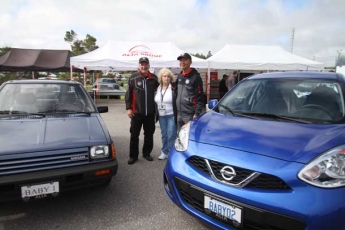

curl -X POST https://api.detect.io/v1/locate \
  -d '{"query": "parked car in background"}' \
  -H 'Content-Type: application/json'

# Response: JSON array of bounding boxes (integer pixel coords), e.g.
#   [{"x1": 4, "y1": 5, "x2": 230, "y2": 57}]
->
[
  {"x1": 164, "y1": 72, "x2": 345, "y2": 230},
  {"x1": 0, "y1": 80, "x2": 118, "y2": 202},
  {"x1": 93, "y1": 78, "x2": 120, "y2": 90}
]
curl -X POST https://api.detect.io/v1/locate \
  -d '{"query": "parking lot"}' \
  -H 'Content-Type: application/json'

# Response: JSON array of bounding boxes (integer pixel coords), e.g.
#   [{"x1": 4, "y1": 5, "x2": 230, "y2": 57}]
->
[{"x1": 0, "y1": 99, "x2": 210, "y2": 230}]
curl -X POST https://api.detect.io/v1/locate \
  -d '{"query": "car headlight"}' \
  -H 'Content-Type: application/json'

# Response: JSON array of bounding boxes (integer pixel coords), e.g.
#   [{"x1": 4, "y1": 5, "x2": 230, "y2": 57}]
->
[
  {"x1": 175, "y1": 122, "x2": 190, "y2": 152},
  {"x1": 298, "y1": 145, "x2": 345, "y2": 188},
  {"x1": 90, "y1": 145, "x2": 109, "y2": 159}
]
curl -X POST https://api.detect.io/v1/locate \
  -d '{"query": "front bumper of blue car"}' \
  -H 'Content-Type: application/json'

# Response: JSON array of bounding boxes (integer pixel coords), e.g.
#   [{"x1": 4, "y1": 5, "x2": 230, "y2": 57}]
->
[{"x1": 164, "y1": 141, "x2": 345, "y2": 230}]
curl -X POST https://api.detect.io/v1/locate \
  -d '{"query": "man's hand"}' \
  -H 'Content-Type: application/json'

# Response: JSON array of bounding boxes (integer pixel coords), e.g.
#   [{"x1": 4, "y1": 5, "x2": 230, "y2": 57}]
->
[{"x1": 127, "y1": 109, "x2": 133, "y2": 118}]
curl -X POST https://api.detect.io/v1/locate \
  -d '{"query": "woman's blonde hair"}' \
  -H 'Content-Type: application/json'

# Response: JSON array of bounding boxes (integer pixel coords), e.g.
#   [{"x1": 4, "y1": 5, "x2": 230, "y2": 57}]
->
[{"x1": 157, "y1": 68, "x2": 175, "y2": 85}]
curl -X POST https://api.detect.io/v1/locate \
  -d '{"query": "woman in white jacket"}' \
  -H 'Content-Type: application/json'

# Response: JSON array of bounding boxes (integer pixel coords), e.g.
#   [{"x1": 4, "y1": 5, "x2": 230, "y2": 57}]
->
[{"x1": 154, "y1": 68, "x2": 177, "y2": 160}]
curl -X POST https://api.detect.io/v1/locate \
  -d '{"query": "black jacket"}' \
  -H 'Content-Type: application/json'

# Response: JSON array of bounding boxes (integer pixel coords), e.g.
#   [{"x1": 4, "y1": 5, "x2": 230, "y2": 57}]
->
[
  {"x1": 176, "y1": 68, "x2": 204, "y2": 116},
  {"x1": 125, "y1": 71, "x2": 159, "y2": 116},
  {"x1": 219, "y1": 78, "x2": 228, "y2": 94}
]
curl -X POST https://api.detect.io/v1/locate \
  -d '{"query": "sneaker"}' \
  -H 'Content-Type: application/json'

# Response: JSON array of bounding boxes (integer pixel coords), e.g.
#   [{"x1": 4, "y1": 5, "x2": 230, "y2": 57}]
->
[
  {"x1": 158, "y1": 152, "x2": 168, "y2": 160},
  {"x1": 143, "y1": 155, "x2": 153, "y2": 161},
  {"x1": 128, "y1": 158, "x2": 137, "y2": 165}
]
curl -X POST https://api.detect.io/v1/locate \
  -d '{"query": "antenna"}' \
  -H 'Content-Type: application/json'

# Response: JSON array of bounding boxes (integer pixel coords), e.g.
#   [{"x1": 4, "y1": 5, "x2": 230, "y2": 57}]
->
[{"x1": 290, "y1": 28, "x2": 295, "y2": 53}]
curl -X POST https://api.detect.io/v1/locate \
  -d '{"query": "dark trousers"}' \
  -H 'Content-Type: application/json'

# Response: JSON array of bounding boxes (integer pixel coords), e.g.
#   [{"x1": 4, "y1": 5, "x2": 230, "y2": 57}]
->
[{"x1": 129, "y1": 114, "x2": 155, "y2": 159}]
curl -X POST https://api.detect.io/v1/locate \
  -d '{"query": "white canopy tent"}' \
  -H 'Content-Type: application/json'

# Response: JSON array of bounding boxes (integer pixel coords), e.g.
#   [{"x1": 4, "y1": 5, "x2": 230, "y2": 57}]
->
[
  {"x1": 70, "y1": 40, "x2": 208, "y2": 71},
  {"x1": 207, "y1": 44, "x2": 324, "y2": 71},
  {"x1": 204, "y1": 44, "x2": 324, "y2": 101}
]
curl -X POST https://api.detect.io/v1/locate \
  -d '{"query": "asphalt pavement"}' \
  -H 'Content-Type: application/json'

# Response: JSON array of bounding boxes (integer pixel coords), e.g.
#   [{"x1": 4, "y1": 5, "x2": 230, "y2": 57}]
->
[{"x1": 0, "y1": 99, "x2": 211, "y2": 230}]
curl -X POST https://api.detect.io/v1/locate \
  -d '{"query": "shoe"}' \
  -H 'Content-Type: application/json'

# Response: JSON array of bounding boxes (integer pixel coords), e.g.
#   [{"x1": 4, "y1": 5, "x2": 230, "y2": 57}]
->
[
  {"x1": 158, "y1": 152, "x2": 168, "y2": 160},
  {"x1": 143, "y1": 155, "x2": 153, "y2": 161},
  {"x1": 128, "y1": 158, "x2": 137, "y2": 165}
]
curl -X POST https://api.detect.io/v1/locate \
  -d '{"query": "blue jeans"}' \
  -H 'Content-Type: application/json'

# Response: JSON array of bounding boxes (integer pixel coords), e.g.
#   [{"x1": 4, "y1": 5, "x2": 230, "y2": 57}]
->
[{"x1": 158, "y1": 114, "x2": 177, "y2": 155}]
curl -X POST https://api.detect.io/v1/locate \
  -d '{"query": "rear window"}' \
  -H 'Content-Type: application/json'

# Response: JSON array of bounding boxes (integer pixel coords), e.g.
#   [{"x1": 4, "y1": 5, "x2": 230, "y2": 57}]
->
[{"x1": 98, "y1": 79, "x2": 117, "y2": 84}]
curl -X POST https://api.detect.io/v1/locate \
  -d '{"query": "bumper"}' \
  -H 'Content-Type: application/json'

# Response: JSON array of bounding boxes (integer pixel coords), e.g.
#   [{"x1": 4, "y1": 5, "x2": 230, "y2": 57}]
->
[
  {"x1": 0, "y1": 159, "x2": 118, "y2": 202},
  {"x1": 164, "y1": 141, "x2": 345, "y2": 230}
]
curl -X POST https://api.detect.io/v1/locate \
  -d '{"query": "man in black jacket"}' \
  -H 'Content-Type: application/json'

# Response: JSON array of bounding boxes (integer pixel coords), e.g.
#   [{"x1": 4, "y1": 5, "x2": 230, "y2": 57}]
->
[
  {"x1": 125, "y1": 57, "x2": 159, "y2": 165},
  {"x1": 219, "y1": 74, "x2": 228, "y2": 99},
  {"x1": 175, "y1": 53, "x2": 205, "y2": 131}
]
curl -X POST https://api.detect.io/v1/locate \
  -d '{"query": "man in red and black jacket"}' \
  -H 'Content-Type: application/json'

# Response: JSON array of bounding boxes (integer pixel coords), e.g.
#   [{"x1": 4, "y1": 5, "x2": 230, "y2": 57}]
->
[
  {"x1": 175, "y1": 53, "x2": 205, "y2": 131},
  {"x1": 125, "y1": 57, "x2": 159, "y2": 165}
]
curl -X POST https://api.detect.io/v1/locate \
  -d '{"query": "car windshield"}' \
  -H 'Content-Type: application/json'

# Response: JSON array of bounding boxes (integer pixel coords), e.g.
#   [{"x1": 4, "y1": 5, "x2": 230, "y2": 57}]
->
[
  {"x1": 0, "y1": 83, "x2": 97, "y2": 114},
  {"x1": 217, "y1": 78, "x2": 345, "y2": 123},
  {"x1": 99, "y1": 79, "x2": 117, "y2": 83}
]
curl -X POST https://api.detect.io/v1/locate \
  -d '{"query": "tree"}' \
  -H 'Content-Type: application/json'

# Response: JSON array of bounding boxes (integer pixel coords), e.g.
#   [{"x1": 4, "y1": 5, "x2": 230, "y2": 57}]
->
[
  {"x1": 206, "y1": 51, "x2": 212, "y2": 58},
  {"x1": 0, "y1": 47, "x2": 11, "y2": 56},
  {"x1": 191, "y1": 53, "x2": 207, "y2": 59},
  {"x1": 190, "y1": 52, "x2": 212, "y2": 59},
  {"x1": 64, "y1": 30, "x2": 99, "y2": 55}
]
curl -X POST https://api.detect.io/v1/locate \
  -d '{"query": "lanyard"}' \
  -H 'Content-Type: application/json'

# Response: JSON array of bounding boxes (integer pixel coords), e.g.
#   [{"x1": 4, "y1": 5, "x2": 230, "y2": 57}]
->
[{"x1": 160, "y1": 85, "x2": 168, "y2": 103}]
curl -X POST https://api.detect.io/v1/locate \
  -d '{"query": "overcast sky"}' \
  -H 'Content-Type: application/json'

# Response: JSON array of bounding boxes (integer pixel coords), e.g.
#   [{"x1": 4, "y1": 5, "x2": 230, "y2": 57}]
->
[{"x1": 1, "y1": 0, "x2": 344, "y2": 66}]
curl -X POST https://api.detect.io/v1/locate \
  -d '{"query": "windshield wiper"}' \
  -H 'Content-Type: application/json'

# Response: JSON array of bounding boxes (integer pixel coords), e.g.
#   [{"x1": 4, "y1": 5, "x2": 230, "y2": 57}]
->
[
  {"x1": 237, "y1": 112, "x2": 311, "y2": 124},
  {"x1": 0, "y1": 110, "x2": 45, "y2": 117},
  {"x1": 26, "y1": 113, "x2": 46, "y2": 117},
  {"x1": 218, "y1": 105, "x2": 235, "y2": 116},
  {"x1": 55, "y1": 110, "x2": 91, "y2": 115},
  {"x1": 0, "y1": 110, "x2": 11, "y2": 114}
]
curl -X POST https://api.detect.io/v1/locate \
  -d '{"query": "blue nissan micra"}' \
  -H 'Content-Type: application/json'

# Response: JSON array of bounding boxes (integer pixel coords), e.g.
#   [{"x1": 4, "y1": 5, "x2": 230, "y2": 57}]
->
[{"x1": 164, "y1": 72, "x2": 345, "y2": 230}]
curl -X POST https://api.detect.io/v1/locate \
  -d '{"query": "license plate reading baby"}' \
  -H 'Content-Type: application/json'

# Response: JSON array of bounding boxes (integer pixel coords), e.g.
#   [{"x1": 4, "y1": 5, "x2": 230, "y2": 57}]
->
[
  {"x1": 204, "y1": 195, "x2": 242, "y2": 224},
  {"x1": 21, "y1": 182, "x2": 59, "y2": 198}
]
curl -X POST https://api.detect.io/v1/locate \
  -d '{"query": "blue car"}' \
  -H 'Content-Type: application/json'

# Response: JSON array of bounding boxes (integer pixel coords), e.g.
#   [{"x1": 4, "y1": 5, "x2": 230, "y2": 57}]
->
[
  {"x1": 0, "y1": 80, "x2": 118, "y2": 202},
  {"x1": 164, "y1": 72, "x2": 345, "y2": 230}
]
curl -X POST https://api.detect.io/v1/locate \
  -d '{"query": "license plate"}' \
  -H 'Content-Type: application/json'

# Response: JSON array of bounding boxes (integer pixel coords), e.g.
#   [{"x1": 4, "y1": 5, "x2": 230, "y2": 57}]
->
[
  {"x1": 204, "y1": 195, "x2": 242, "y2": 224},
  {"x1": 21, "y1": 182, "x2": 59, "y2": 198}
]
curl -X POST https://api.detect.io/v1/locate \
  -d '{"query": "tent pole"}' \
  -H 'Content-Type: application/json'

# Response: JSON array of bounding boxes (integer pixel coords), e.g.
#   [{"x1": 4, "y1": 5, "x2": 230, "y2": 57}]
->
[
  {"x1": 207, "y1": 61, "x2": 211, "y2": 103},
  {"x1": 92, "y1": 72, "x2": 98, "y2": 103},
  {"x1": 70, "y1": 65, "x2": 73, "y2": 80},
  {"x1": 83, "y1": 67, "x2": 87, "y2": 88}
]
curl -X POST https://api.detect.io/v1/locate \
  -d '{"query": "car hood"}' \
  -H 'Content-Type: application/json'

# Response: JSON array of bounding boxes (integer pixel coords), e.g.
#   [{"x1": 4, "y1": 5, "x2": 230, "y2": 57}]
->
[
  {"x1": 189, "y1": 111, "x2": 345, "y2": 164},
  {"x1": 0, "y1": 115, "x2": 109, "y2": 154}
]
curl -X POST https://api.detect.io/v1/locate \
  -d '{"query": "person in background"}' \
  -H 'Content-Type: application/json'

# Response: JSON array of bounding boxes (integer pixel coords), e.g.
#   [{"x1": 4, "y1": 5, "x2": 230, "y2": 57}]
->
[
  {"x1": 175, "y1": 53, "x2": 205, "y2": 131},
  {"x1": 154, "y1": 68, "x2": 177, "y2": 160},
  {"x1": 125, "y1": 57, "x2": 159, "y2": 165},
  {"x1": 226, "y1": 70, "x2": 238, "y2": 91},
  {"x1": 219, "y1": 74, "x2": 228, "y2": 98}
]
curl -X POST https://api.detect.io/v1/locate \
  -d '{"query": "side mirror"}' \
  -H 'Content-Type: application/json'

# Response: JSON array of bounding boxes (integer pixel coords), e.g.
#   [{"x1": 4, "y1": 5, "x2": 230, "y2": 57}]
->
[
  {"x1": 208, "y1": 99, "x2": 218, "y2": 110},
  {"x1": 97, "y1": 106, "x2": 108, "y2": 113}
]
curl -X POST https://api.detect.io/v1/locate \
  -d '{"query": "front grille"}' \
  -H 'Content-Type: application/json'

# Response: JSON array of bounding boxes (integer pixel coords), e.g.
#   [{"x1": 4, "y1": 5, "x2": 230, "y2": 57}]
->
[
  {"x1": 188, "y1": 156, "x2": 209, "y2": 174},
  {"x1": 188, "y1": 156, "x2": 291, "y2": 190},
  {"x1": 174, "y1": 177, "x2": 306, "y2": 230},
  {"x1": 209, "y1": 160, "x2": 254, "y2": 184},
  {"x1": 0, "y1": 147, "x2": 89, "y2": 176}
]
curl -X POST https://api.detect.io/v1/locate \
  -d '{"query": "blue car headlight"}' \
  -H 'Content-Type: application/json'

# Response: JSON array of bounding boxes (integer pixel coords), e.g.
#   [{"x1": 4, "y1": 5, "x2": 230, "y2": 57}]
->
[
  {"x1": 90, "y1": 145, "x2": 110, "y2": 159},
  {"x1": 298, "y1": 145, "x2": 345, "y2": 188},
  {"x1": 175, "y1": 122, "x2": 190, "y2": 152}
]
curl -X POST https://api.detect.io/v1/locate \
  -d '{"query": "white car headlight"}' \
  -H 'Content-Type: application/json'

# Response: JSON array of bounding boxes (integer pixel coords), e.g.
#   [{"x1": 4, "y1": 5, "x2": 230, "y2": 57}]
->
[
  {"x1": 298, "y1": 145, "x2": 345, "y2": 188},
  {"x1": 90, "y1": 145, "x2": 109, "y2": 159},
  {"x1": 175, "y1": 122, "x2": 191, "y2": 152}
]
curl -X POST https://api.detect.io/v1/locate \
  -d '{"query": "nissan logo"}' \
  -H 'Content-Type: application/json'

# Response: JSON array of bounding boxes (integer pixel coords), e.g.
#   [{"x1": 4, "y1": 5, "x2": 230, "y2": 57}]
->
[{"x1": 220, "y1": 166, "x2": 236, "y2": 181}]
